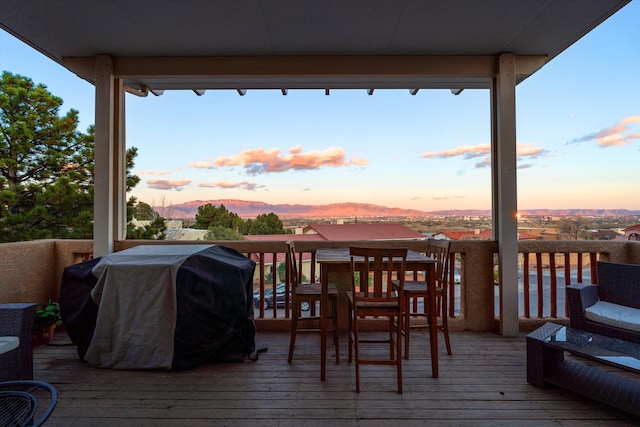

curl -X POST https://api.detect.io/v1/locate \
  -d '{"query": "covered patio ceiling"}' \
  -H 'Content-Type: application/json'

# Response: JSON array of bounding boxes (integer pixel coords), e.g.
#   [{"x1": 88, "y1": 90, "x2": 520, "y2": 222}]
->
[
  {"x1": 0, "y1": 0, "x2": 631, "y2": 92},
  {"x1": 0, "y1": 0, "x2": 632, "y2": 336}
]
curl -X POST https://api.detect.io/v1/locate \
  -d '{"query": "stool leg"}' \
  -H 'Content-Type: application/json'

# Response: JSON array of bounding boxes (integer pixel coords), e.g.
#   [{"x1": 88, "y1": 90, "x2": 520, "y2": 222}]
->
[
  {"x1": 441, "y1": 297, "x2": 452, "y2": 355},
  {"x1": 404, "y1": 296, "x2": 411, "y2": 359},
  {"x1": 331, "y1": 296, "x2": 340, "y2": 364},
  {"x1": 287, "y1": 302, "x2": 298, "y2": 364}
]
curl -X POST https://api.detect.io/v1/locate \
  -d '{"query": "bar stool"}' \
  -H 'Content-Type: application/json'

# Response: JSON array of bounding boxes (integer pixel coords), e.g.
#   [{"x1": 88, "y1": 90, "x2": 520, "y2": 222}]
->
[{"x1": 286, "y1": 241, "x2": 340, "y2": 366}]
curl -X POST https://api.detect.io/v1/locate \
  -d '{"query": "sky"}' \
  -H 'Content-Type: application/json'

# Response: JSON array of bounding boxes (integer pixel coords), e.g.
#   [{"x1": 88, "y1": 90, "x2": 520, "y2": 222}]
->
[{"x1": 1, "y1": 2, "x2": 639, "y2": 213}]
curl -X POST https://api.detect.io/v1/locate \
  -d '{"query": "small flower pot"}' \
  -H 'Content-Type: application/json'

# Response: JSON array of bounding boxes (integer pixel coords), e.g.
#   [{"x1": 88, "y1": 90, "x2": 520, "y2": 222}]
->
[{"x1": 33, "y1": 325, "x2": 56, "y2": 346}]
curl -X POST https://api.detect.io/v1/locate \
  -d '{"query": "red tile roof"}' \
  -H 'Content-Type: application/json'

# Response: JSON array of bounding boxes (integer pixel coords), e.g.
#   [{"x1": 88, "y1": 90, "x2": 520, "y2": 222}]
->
[
  {"x1": 244, "y1": 234, "x2": 324, "y2": 241},
  {"x1": 244, "y1": 234, "x2": 318, "y2": 263},
  {"x1": 303, "y1": 223, "x2": 424, "y2": 241}
]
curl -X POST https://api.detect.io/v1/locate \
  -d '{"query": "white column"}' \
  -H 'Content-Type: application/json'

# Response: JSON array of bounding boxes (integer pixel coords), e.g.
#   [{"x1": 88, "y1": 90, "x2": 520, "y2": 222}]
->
[
  {"x1": 114, "y1": 79, "x2": 127, "y2": 241},
  {"x1": 93, "y1": 55, "x2": 115, "y2": 256},
  {"x1": 492, "y1": 54, "x2": 519, "y2": 336}
]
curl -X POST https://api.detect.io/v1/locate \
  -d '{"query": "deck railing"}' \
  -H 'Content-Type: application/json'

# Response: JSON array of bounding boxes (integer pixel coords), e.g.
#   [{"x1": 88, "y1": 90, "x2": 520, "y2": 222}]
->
[
  {"x1": 513, "y1": 240, "x2": 632, "y2": 320},
  {"x1": 1, "y1": 238, "x2": 638, "y2": 333}
]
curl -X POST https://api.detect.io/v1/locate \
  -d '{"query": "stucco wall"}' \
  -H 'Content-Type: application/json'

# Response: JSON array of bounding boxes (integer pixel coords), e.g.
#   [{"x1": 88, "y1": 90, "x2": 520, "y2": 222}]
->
[
  {"x1": 0, "y1": 240, "x2": 56, "y2": 304},
  {"x1": 0, "y1": 239, "x2": 92, "y2": 305}
]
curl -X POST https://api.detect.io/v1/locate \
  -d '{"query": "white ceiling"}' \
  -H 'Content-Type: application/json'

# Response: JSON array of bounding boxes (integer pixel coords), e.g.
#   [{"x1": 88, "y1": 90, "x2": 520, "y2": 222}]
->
[{"x1": 0, "y1": 0, "x2": 631, "y2": 91}]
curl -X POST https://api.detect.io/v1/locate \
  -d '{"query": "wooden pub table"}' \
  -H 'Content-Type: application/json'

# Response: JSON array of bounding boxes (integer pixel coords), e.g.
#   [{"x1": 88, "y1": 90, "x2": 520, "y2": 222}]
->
[{"x1": 316, "y1": 248, "x2": 438, "y2": 381}]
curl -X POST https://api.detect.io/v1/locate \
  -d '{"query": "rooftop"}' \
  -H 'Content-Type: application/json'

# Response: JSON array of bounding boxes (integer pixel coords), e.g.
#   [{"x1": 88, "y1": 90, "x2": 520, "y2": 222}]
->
[{"x1": 304, "y1": 223, "x2": 425, "y2": 241}]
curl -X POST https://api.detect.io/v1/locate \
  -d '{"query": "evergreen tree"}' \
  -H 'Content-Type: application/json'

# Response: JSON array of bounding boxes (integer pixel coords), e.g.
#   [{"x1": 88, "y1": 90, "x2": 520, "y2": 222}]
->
[
  {"x1": 247, "y1": 212, "x2": 285, "y2": 235},
  {"x1": 0, "y1": 71, "x2": 94, "y2": 242},
  {"x1": 203, "y1": 225, "x2": 245, "y2": 240},
  {"x1": 194, "y1": 203, "x2": 243, "y2": 231},
  {"x1": 125, "y1": 148, "x2": 166, "y2": 239},
  {"x1": 134, "y1": 200, "x2": 155, "y2": 220},
  {"x1": 0, "y1": 71, "x2": 164, "y2": 242}
]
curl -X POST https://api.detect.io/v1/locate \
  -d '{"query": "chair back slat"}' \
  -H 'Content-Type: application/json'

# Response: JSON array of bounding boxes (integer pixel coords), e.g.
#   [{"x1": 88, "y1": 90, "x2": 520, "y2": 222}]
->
[
  {"x1": 350, "y1": 247, "x2": 407, "y2": 300},
  {"x1": 286, "y1": 241, "x2": 300, "y2": 288},
  {"x1": 426, "y1": 239, "x2": 451, "y2": 287}
]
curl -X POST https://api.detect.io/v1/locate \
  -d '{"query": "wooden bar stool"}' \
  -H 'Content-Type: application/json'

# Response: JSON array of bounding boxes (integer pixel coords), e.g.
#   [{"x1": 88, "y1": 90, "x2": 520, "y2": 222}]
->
[
  {"x1": 397, "y1": 239, "x2": 452, "y2": 359},
  {"x1": 347, "y1": 247, "x2": 407, "y2": 393},
  {"x1": 286, "y1": 241, "x2": 339, "y2": 368}
]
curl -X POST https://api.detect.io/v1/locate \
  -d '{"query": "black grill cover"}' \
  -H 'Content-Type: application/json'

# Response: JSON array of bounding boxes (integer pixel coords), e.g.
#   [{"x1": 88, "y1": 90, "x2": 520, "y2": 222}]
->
[{"x1": 60, "y1": 245, "x2": 256, "y2": 370}]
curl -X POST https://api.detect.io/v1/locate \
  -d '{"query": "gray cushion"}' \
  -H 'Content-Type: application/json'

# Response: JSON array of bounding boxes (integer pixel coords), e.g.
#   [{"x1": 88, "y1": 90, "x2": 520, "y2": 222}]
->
[{"x1": 585, "y1": 301, "x2": 640, "y2": 333}]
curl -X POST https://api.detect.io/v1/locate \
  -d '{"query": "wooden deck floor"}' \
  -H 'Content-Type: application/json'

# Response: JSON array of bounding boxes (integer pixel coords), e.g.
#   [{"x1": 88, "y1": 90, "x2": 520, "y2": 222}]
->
[{"x1": 33, "y1": 329, "x2": 639, "y2": 426}]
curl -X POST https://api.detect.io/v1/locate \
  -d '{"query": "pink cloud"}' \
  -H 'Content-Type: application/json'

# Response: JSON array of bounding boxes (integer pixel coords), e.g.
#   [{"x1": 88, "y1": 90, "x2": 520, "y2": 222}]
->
[
  {"x1": 194, "y1": 146, "x2": 368, "y2": 175},
  {"x1": 199, "y1": 181, "x2": 266, "y2": 191},
  {"x1": 137, "y1": 170, "x2": 172, "y2": 175},
  {"x1": 596, "y1": 131, "x2": 640, "y2": 148},
  {"x1": 188, "y1": 161, "x2": 213, "y2": 169},
  {"x1": 421, "y1": 144, "x2": 491, "y2": 159},
  {"x1": 568, "y1": 115, "x2": 640, "y2": 147},
  {"x1": 422, "y1": 142, "x2": 547, "y2": 168},
  {"x1": 516, "y1": 143, "x2": 546, "y2": 157},
  {"x1": 474, "y1": 156, "x2": 491, "y2": 169},
  {"x1": 432, "y1": 195, "x2": 467, "y2": 200},
  {"x1": 147, "y1": 179, "x2": 191, "y2": 190}
]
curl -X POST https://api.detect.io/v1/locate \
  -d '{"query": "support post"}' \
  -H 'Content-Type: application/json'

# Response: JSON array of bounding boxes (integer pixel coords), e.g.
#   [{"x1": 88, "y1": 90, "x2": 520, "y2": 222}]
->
[
  {"x1": 113, "y1": 79, "x2": 127, "y2": 241},
  {"x1": 492, "y1": 53, "x2": 519, "y2": 336},
  {"x1": 94, "y1": 55, "x2": 116, "y2": 256}
]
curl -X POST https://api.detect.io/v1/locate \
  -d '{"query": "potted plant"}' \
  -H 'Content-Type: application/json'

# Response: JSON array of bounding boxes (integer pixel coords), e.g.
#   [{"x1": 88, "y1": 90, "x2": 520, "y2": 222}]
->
[{"x1": 33, "y1": 300, "x2": 62, "y2": 346}]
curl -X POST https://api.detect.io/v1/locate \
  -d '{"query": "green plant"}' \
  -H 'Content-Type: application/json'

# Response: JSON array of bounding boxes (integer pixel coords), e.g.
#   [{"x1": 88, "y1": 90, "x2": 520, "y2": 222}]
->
[{"x1": 34, "y1": 300, "x2": 62, "y2": 330}]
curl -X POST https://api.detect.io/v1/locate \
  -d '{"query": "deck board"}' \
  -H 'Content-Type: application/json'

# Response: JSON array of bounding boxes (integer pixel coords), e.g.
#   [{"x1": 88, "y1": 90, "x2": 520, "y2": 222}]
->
[{"x1": 33, "y1": 329, "x2": 640, "y2": 426}]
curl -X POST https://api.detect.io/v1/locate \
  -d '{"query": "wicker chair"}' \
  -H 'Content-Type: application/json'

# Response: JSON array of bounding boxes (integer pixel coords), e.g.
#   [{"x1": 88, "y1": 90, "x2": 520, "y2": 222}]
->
[
  {"x1": 0, "y1": 304, "x2": 35, "y2": 382},
  {"x1": 567, "y1": 261, "x2": 640, "y2": 344}
]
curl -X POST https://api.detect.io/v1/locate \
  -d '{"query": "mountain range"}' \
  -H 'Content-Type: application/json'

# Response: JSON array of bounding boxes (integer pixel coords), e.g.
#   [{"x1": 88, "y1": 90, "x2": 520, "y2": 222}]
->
[{"x1": 154, "y1": 199, "x2": 640, "y2": 220}]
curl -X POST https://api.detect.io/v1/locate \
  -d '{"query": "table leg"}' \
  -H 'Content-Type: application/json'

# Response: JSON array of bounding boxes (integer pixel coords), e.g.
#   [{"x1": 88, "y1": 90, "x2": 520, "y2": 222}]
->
[
  {"x1": 427, "y1": 264, "x2": 438, "y2": 378},
  {"x1": 526, "y1": 325, "x2": 565, "y2": 387}
]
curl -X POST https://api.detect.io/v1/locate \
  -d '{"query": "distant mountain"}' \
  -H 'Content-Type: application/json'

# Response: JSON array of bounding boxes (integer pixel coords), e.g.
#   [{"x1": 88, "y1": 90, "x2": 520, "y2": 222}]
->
[
  {"x1": 154, "y1": 199, "x2": 640, "y2": 220},
  {"x1": 155, "y1": 199, "x2": 434, "y2": 219},
  {"x1": 517, "y1": 208, "x2": 640, "y2": 217}
]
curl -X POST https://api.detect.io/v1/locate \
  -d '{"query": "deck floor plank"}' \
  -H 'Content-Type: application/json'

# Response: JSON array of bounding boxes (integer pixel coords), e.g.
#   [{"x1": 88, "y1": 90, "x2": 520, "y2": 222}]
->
[{"x1": 32, "y1": 329, "x2": 639, "y2": 426}]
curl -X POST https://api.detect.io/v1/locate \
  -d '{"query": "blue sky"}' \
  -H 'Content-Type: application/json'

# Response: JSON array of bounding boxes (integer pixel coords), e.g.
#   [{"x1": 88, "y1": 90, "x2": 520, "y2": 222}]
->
[{"x1": 1, "y1": 2, "x2": 639, "y2": 213}]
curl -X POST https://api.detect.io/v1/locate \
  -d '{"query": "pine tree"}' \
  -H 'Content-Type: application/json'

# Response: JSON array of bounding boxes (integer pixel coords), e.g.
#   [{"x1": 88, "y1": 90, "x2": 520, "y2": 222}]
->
[{"x1": 0, "y1": 71, "x2": 165, "y2": 242}]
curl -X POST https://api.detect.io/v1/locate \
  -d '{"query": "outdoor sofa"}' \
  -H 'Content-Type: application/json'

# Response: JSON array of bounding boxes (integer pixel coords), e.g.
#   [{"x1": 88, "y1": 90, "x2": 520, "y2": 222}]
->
[
  {"x1": 0, "y1": 303, "x2": 35, "y2": 381},
  {"x1": 567, "y1": 261, "x2": 640, "y2": 344}
]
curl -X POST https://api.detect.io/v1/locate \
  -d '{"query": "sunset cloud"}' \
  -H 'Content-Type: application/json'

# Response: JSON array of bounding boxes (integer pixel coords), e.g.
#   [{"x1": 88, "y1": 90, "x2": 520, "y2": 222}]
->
[
  {"x1": 421, "y1": 142, "x2": 548, "y2": 168},
  {"x1": 420, "y1": 144, "x2": 491, "y2": 160},
  {"x1": 350, "y1": 156, "x2": 370, "y2": 166},
  {"x1": 199, "y1": 181, "x2": 266, "y2": 191},
  {"x1": 432, "y1": 195, "x2": 467, "y2": 200},
  {"x1": 147, "y1": 179, "x2": 191, "y2": 191},
  {"x1": 188, "y1": 161, "x2": 213, "y2": 169},
  {"x1": 137, "y1": 170, "x2": 172, "y2": 175},
  {"x1": 568, "y1": 115, "x2": 640, "y2": 147},
  {"x1": 190, "y1": 146, "x2": 368, "y2": 175}
]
